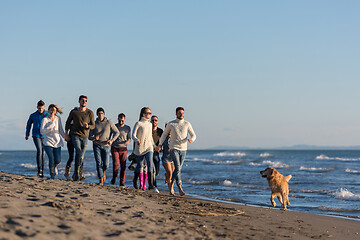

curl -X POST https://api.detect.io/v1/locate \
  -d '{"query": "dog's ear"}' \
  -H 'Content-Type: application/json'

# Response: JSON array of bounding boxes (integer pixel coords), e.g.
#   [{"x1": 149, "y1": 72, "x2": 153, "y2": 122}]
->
[{"x1": 268, "y1": 168, "x2": 274, "y2": 175}]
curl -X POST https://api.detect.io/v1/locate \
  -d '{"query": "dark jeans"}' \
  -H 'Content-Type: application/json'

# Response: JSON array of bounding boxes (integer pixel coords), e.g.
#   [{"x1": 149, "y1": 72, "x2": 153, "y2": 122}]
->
[
  {"x1": 66, "y1": 139, "x2": 75, "y2": 167},
  {"x1": 32, "y1": 137, "x2": 45, "y2": 174},
  {"x1": 44, "y1": 146, "x2": 61, "y2": 179},
  {"x1": 71, "y1": 135, "x2": 88, "y2": 180},
  {"x1": 153, "y1": 152, "x2": 161, "y2": 187},
  {"x1": 93, "y1": 144, "x2": 110, "y2": 180},
  {"x1": 135, "y1": 152, "x2": 153, "y2": 174}
]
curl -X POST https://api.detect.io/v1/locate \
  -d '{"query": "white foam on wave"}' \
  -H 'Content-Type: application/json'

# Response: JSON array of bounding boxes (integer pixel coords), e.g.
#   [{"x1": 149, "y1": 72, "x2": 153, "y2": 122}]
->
[
  {"x1": 214, "y1": 152, "x2": 246, "y2": 157},
  {"x1": 260, "y1": 153, "x2": 273, "y2": 158},
  {"x1": 223, "y1": 180, "x2": 233, "y2": 186},
  {"x1": 333, "y1": 188, "x2": 360, "y2": 200},
  {"x1": 249, "y1": 162, "x2": 261, "y2": 166},
  {"x1": 191, "y1": 157, "x2": 214, "y2": 163},
  {"x1": 345, "y1": 168, "x2": 360, "y2": 174},
  {"x1": 83, "y1": 172, "x2": 97, "y2": 177},
  {"x1": 20, "y1": 163, "x2": 37, "y2": 169},
  {"x1": 299, "y1": 166, "x2": 334, "y2": 172},
  {"x1": 316, "y1": 154, "x2": 360, "y2": 161},
  {"x1": 262, "y1": 160, "x2": 291, "y2": 169}
]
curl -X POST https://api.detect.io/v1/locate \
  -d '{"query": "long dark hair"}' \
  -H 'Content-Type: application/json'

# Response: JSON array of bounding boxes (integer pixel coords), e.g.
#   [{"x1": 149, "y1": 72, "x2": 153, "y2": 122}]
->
[{"x1": 139, "y1": 107, "x2": 150, "y2": 120}]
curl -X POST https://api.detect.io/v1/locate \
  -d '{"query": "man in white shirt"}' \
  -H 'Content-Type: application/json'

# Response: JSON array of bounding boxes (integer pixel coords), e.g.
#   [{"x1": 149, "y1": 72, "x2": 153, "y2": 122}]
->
[{"x1": 156, "y1": 107, "x2": 196, "y2": 196}]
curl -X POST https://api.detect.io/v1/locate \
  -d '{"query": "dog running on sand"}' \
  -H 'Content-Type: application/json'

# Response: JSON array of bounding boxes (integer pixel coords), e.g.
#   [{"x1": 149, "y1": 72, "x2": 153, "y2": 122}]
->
[{"x1": 260, "y1": 167, "x2": 292, "y2": 210}]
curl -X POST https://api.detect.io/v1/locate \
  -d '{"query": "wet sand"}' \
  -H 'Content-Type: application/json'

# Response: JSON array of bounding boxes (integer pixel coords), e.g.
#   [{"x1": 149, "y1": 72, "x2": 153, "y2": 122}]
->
[{"x1": 0, "y1": 172, "x2": 358, "y2": 239}]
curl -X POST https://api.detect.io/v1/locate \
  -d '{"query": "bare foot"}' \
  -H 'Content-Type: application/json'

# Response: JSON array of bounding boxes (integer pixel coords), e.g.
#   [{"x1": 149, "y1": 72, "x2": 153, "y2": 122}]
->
[
  {"x1": 103, "y1": 171, "x2": 106, "y2": 182},
  {"x1": 178, "y1": 185, "x2": 186, "y2": 196},
  {"x1": 168, "y1": 181, "x2": 175, "y2": 196}
]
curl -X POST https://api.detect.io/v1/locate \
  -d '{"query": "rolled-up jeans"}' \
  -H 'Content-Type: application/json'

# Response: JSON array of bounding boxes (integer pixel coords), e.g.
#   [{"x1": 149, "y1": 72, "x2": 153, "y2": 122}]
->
[
  {"x1": 71, "y1": 135, "x2": 88, "y2": 180},
  {"x1": 33, "y1": 137, "x2": 45, "y2": 174},
  {"x1": 170, "y1": 149, "x2": 187, "y2": 186},
  {"x1": 44, "y1": 146, "x2": 61, "y2": 179},
  {"x1": 135, "y1": 151, "x2": 154, "y2": 174},
  {"x1": 93, "y1": 144, "x2": 110, "y2": 179}
]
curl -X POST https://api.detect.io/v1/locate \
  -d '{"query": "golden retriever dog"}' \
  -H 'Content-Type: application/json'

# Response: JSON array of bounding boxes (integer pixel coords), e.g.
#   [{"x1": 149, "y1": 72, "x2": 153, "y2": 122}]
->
[{"x1": 260, "y1": 167, "x2": 292, "y2": 210}]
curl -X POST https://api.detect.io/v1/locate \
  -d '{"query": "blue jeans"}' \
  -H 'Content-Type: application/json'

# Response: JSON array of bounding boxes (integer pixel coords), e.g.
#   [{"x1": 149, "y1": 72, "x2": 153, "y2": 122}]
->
[
  {"x1": 93, "y1": 144, "x2": 110, "y2": 179},
  {"x1": 71, "y1": 135, "x2": 88, "y2": 180},
  {"x1": 153, "y1": 152, "x2": 161, "y2": 187},
  {"x1": 135, "y1": 151, "x2": 154, "y2": 174},
  {"x1": 33, "y1": 137, "x2": 45, "y2": 174},
  {"x1": 44, "y1": 146, "x2": 61, "y2": 179},
  {"x1": 170, "y1": 149, "x2": 187, "y2": 185}
]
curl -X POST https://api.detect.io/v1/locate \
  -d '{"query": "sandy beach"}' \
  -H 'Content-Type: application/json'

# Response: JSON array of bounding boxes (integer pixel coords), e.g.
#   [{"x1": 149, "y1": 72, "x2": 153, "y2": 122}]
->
[{"x1": 0, "y1": 172, "x2": 358, "y2": 240}]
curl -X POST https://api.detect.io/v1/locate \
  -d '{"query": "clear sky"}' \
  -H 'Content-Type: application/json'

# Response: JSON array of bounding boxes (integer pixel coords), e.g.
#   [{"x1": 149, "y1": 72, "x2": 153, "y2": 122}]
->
[{"x1": 1, "y1": 1, "x2": 360, "y2": 150}]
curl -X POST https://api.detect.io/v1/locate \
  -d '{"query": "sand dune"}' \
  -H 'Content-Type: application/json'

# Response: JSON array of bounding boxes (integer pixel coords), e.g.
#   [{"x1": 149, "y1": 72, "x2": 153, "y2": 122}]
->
[{"x1": 0, "y1": 172, "x2": 358, "y2": 239}]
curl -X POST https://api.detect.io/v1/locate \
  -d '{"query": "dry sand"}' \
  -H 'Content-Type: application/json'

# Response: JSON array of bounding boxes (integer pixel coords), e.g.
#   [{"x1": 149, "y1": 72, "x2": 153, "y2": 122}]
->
[{"x1": 0, "y1": 172, "x2": 358, "y2": 240}]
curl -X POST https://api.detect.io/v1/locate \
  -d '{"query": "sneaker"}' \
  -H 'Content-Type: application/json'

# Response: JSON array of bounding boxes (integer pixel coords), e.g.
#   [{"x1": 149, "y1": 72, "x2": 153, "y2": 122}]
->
[
  {"x1": 119, "y1": 183, "x2": 125, "y2": 187},
  {"x1": 153, "y1": 188, "x2": 160, "y2": 193},
  {"x1": 37, "y1": 172, "x2": 43, "y2": 178}
]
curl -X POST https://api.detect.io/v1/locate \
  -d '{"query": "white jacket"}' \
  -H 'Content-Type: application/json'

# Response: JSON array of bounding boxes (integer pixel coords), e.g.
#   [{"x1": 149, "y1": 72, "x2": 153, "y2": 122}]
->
[{"x1": 40, "y1": 116, "x2": 65, "y2": 148}]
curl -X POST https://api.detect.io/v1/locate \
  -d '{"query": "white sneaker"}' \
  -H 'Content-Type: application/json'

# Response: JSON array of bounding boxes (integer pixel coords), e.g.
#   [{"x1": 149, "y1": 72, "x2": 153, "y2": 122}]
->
[{"x1": 153, "y1": 188, "x2": 159, "y2": 193}]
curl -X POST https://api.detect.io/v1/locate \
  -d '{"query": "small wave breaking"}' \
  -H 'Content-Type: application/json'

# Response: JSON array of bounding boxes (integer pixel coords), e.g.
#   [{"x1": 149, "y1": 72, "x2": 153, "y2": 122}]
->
[
  {"x1": 345, "y1": 169, "x2": 360, "y2": 174},
  {"x1": 316, "y1": 154, "x2": 360, "y2": 161},
  {"x1": 20, "y1": 163, "x2": 37, "y2": 169},
  {"x1": 299, "y1": 166, "x2": 334, "y2": 172},
  {"x1": 333, "y1": 188, "x2": 360, "y2": 200},
  {"x1": 214, "y1": 152, "x2": 246, "y2": 157},
  {"x1": 260, "y1": 153, "x2": 273, "y2": 158}
]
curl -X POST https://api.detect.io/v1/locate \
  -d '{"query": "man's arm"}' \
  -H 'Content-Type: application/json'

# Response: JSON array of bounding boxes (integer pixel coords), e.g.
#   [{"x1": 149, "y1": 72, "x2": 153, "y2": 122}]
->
[
  {"x1": 25, "y1": 114, "x2": 33, "y2": 140},
  {"x1": 187, "y1": 122, "x2": 196, "y2": 143}
]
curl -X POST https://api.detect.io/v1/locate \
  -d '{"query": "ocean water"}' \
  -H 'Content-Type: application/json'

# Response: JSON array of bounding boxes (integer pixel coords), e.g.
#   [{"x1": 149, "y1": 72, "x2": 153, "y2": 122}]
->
[{"x1": 0, "y1": 150, "x2": 359, "y2": 220}]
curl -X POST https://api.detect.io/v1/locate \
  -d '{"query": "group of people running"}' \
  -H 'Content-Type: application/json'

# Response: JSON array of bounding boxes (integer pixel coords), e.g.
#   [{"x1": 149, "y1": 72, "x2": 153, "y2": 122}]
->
[{"x1": 25, "y1": 95, "x2": 196, "y2": 196}]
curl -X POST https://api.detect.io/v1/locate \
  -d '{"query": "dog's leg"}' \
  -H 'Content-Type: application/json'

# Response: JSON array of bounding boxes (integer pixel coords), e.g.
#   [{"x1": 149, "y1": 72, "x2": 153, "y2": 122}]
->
[
  {"x1": 277, "y1": 194, "x2": 283, "y2": 205},
  {"x1": 281, "y1": 192, "x2": 287, "y2": 210},
  {"x1": 270, "y1": 193, "x2": 276, "y2": 207}
]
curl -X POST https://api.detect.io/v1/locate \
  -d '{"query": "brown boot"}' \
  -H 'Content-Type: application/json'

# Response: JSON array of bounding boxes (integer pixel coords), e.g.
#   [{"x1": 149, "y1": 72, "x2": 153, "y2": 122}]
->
[{"x1": 64, "y1": 166, "x2": 72, "y2": 181}]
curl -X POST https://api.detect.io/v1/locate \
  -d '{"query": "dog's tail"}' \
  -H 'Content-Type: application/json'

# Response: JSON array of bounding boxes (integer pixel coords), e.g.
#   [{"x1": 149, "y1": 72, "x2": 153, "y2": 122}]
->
[{"x1": 285, "y1": 175, "x2": 292, "y2": 182}]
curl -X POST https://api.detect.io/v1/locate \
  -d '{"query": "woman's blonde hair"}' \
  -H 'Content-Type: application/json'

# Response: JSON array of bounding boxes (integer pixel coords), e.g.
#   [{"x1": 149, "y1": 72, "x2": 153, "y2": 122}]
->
[{"x1": 48, "y1": 104, "x2": 63, "y2": 114}]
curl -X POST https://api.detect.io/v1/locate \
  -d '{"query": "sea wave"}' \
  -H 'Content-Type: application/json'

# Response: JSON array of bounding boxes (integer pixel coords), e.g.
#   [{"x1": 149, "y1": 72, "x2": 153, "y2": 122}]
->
[
  {"x1": 315, "y1": 154, "x2": 360, "y2": 161},
  {"x1": 261, "y1": 160, "x2": 291, "y2": 169},
  {"x1": 318, "y1": 206, "x2": 360, "y2": 213},
  {"x1": 248, "y1": 160, "x2": 291, "y2": 168},
  {"x1": 214, "y1": 152, "x2": 246, "y2": 157},
  {"x1": 299, "y1": 166, "x2": 334, "y2": 172},
  {"x1": 333, "y1": 188, "x2": 360, "y2": 200},
  {"x1": 20, "y1": 163, "x2": 37, "y2": 169},
  {"x1": 260, "y1": 153, "x2": 274, "y2": 158},
  {"x1": 345, "y1": 168, "x2": 360, "y2": 174}
]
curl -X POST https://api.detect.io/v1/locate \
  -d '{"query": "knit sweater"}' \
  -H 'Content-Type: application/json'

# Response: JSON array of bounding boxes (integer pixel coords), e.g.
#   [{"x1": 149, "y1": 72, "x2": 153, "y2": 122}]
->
[
  {"x1": 159, "y1": 118, "x2": 196, "y2": 151},
  {"x1": 132, "y1": 117, "x2": 154, "y2": 156},
  {"x1": 40, "y1": 115, "x2": 65, "y2": 148},
  {"x1": 88, "y1": 117, "x2": 120, "y2": 146}
]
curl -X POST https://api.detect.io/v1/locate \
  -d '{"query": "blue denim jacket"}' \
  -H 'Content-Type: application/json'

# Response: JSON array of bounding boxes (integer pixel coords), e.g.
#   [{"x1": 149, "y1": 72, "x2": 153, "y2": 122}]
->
[{"x1": 26, "y1": 111, "x2": 49, "y2": 138}]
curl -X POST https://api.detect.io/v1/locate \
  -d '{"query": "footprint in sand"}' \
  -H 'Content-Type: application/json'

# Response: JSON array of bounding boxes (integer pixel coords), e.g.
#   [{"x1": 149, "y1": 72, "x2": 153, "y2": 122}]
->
[
  {"x1": 105, "y1": 231, "x2": 122, "y2": 237},
  {"x1": 58, "y1": 223, "x2": 71, "y2": 229}
]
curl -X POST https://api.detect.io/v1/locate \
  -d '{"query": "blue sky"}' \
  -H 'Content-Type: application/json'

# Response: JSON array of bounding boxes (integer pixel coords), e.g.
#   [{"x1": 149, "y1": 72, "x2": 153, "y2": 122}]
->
[{"x1": 1, "y1": 1, "x2": 360, "y2": 150}]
